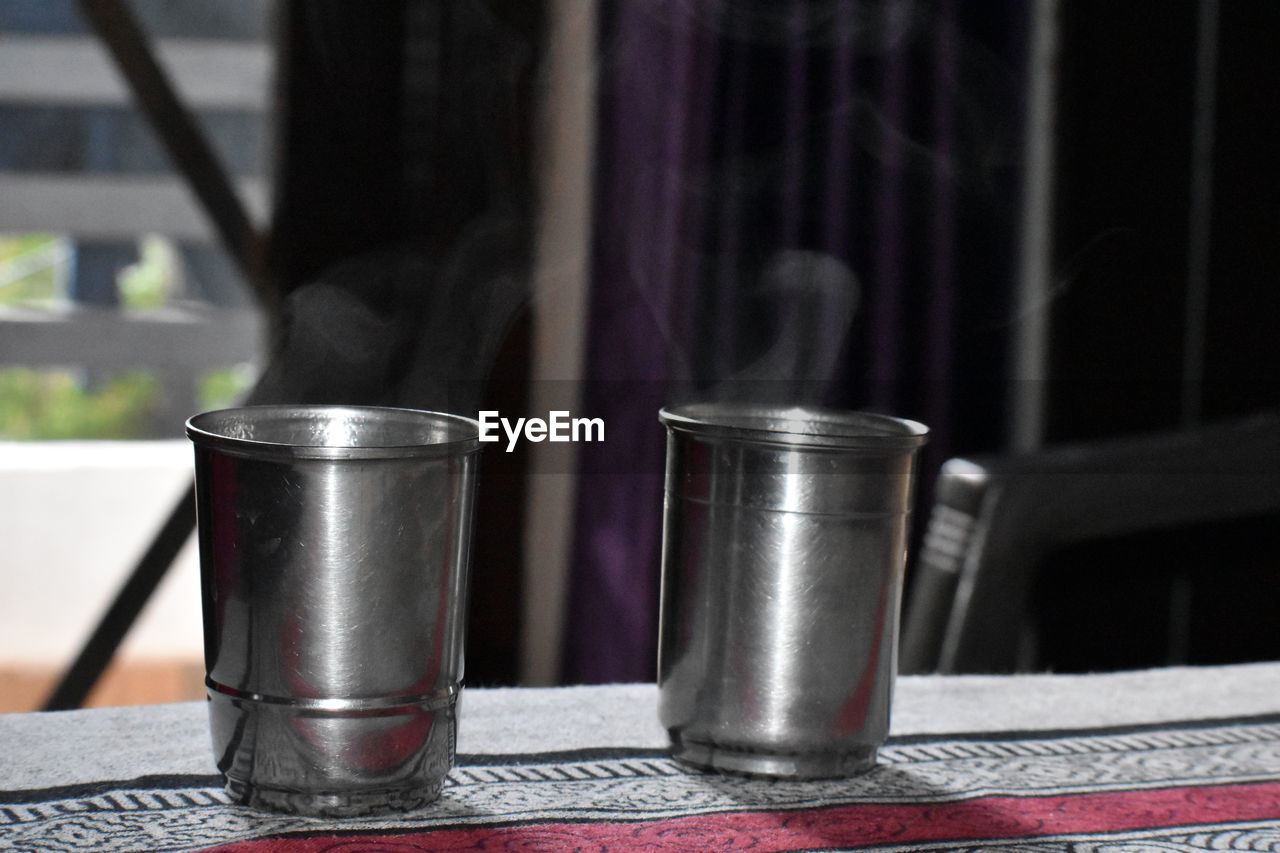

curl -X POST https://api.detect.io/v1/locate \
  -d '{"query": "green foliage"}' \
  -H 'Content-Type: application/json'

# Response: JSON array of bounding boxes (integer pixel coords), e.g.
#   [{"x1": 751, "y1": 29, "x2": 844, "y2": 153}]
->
[
  {"x1": 1, "y1": 233, "x2": 176, "y2": 309},
  {"x1": 1, "y1": 234, "x2": 251, "y2": 438},
  {"x1": 198, "y1": 364, "x2": 256, "y2": 412},
  {"x1": 0, "y1": 369, "x2": 159, "y2": 440},
  {"x1": 0, "y1": 235, "x2": 62, "y2": 305},
  {"x1": 118, "y1": 237, "x2": 174, "y2": 309}
]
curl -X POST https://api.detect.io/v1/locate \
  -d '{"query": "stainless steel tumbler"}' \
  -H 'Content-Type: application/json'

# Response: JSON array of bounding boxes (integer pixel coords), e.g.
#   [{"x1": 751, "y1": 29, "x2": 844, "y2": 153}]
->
[
  {"x1": 657, "y1": 403, "x2": 927, "y2": 778},
  {"x1": 186, "y1": 405, "x2": 480, "y2": 816}
]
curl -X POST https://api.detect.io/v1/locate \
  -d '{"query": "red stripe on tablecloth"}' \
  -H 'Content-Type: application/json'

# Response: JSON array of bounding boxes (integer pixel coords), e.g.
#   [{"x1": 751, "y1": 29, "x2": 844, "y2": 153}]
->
[{"x1": 200, "y1": 779, "x2": 1280, "y2": 852}]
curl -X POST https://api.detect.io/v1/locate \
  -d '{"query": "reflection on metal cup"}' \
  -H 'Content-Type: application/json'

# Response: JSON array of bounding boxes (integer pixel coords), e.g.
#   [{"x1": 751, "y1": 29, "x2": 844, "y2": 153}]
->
[
  {"x1": 657, "y1": 403, "x2": 928, "y2": 778},
  {"x1": 186, "y1": 405, "x2": 480, "y2": 816}
]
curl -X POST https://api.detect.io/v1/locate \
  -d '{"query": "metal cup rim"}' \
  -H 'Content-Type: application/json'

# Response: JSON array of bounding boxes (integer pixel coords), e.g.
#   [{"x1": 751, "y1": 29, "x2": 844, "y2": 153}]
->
[
  {"x1": 659, "y1": 402, "x2": 928, "y2": 450},
  {"x1": 186, "y1": 404, "x2": 481, "y2": 461}
]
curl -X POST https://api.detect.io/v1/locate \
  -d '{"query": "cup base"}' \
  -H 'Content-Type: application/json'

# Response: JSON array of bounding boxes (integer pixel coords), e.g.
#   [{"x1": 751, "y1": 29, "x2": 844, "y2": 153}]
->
[
  {"x1": 225, "y1": 777, "x2": 442, "y2": 818},
  {"x1": 208, "y1": 688, "x2": 457, "y2": 817},
  {"x1": 669, "y1": 734, "x2": 877, "y2": 779}
]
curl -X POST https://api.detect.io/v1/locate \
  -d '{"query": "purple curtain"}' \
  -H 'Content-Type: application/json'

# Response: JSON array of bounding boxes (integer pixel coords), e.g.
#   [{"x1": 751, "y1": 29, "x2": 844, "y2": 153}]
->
[{"x1": 564, "y1": 0, "x2": 1027, "y2": 684}]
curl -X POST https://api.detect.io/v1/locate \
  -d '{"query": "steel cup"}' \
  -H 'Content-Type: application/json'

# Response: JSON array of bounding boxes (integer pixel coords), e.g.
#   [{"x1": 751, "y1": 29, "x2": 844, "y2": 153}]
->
[
  {"x1": 186, "y1": 405, "x2": 480, "y2": 816},
  {"x1": 657, "y1": 403, "x2": 927, "y2": 777}
]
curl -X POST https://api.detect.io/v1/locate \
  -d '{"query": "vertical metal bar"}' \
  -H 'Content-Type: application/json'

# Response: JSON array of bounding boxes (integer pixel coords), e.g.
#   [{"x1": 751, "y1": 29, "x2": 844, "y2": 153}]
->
[
  {"x1": 1181, "y1": 0, "x2": 1221, "y2": 428},
  {"x1": 1169, "y1": 0, "x2": 1221, "y2": 665},
  {"x1": 520, "y1": 0, "x2": 599, "y2": 685},
  {"x1": 1009, "y1": 0, "x2": 1060, "y2": 452}
]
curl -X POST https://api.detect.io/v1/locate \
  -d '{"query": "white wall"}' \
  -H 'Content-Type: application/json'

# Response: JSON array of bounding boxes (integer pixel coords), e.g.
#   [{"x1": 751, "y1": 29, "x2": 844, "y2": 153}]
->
[{"x1": 0, "y1": 441, "x2": 202, "y2": 666}]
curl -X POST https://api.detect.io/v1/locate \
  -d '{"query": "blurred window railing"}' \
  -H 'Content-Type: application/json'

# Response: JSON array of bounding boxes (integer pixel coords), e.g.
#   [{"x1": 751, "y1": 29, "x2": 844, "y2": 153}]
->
[
  {"x1": 0, "y1": 301, "x2": 262, "y2": 436},
  {"x1": 0, "y1": 1, "x2": 273, "y2": 439}
]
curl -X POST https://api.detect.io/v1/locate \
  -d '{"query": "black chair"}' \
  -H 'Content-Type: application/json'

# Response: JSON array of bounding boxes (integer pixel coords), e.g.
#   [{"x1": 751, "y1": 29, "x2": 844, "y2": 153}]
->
[{"x1": 901, "y1": 411, "x2": 1280, "y2": 674}]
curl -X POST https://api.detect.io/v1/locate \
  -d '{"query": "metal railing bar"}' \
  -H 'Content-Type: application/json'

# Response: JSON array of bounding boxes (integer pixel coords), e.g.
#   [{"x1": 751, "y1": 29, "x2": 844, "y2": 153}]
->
[{"x1": 0, "y1": 35, "x2": 271, "y2": 109}]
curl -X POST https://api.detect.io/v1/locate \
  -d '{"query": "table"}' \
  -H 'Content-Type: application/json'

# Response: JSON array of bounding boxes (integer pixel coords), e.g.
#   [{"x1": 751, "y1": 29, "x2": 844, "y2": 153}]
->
[{"x1": 3, "y1": 663, "x2": 1280, "y2": 851}]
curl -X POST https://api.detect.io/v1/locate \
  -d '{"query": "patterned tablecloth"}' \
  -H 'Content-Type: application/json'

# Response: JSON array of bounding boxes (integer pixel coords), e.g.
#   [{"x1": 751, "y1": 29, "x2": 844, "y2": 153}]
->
[{"x1": 3, "y1": 663, "x2": 1280, "y2": 852}]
